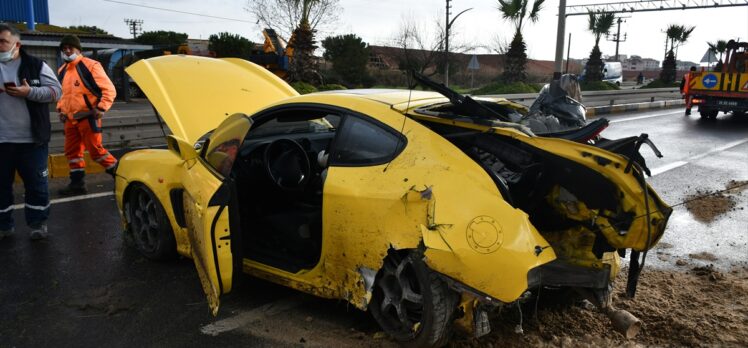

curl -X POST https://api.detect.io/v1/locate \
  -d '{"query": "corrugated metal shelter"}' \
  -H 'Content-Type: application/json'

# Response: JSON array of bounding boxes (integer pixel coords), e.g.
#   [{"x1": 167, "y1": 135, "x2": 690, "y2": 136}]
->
[{"x1": 0, "y1": 0, "x2": 49, "y2": 24}]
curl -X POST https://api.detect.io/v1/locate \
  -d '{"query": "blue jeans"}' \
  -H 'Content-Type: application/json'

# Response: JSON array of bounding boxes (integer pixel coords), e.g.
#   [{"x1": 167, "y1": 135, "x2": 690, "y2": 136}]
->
[{"x1": 0, "y1": 143, "x2": 50, "y2": 230}]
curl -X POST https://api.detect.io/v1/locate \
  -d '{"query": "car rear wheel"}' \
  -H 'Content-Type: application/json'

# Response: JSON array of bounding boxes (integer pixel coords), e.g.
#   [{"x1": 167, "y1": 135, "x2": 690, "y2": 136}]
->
[
  {"x1": 125, "y1": 184, "x2": 177, "y2": 260},
  {"x1": 370, "y1": 251, "x2": 459, "y2": 347}
]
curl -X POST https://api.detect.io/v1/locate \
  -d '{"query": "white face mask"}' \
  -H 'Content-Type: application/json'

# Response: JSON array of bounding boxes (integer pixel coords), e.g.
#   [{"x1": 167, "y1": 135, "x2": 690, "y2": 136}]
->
[
  {"x1": 0, "y1": 46, "x2": 15, "y2": 63},
  {"x1": 61, "y1": 52, "x2": 78, "y2": 62}
]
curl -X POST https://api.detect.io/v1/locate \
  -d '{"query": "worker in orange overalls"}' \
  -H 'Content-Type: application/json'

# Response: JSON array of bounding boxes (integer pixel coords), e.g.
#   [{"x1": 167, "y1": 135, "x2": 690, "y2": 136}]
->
[{"x1": 56, "y1": 35, "x2": 118, "y2": 196}]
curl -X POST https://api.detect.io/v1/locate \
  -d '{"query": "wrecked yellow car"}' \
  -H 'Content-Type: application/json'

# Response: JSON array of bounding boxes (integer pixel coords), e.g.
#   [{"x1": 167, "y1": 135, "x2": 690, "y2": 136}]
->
[{"x1": 115, "y1": 55, "x2": 671, "y2": 346}]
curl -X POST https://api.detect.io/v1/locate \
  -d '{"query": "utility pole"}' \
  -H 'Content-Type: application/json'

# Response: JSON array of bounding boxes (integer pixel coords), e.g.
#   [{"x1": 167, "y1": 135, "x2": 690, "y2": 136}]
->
[
  {"x1": 445, "y1": 0, "x2": 450, "y2": 86},
  {"x1": 443, "y1": 0, "x2": 471, "y2": 87},
  {"x1": 606, "y1": 17, "x2": 628, "y2": 61},
  {"x1": 553, "y1": 0, "x2": 566, "y2": 80},
  {"x1": 124, "y1": 18, "x2": 143, "y2": 39},
  {"x1": 565, "y1": 32, "x2": 571, "y2": 73}
]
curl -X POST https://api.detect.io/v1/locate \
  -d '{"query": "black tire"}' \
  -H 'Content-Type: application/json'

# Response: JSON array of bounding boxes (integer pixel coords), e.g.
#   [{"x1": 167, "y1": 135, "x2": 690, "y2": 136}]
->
[
  {"x1": 699, "y1": 108, "x2": 718, "y2": 120},
  {"x1": 125, "y1": 184, "x2": 177, "y2": 260},
  {"x1": 370, "y1": 251, "x2": 459, "y2": 347}
]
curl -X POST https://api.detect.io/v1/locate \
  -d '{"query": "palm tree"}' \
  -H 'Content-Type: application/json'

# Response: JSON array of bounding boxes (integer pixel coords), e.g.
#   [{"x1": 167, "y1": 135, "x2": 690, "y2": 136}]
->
[
  {"x1": 287, "y1": 0, "x2": 320, "y2": 84},
  {"x1": 666, "y1": 24, "x2": 695, "y2": 59},
  {"x1": 497, "y1": 0, "x2": 545, "y2": 83},
  {"x1": 585, "y1": 11, "x2": 615, "y2": 82},
  {"x1": 707, "y1": 40, "x2": 728, "y2": 70},
  {"x1": 661, "y1": 24, "x2": 695, "y2": 83}
]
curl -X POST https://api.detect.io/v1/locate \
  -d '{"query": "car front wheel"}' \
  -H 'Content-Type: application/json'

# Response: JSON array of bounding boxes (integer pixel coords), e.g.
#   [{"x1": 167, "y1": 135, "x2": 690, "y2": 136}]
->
[
  {"x1": 125, "y1": 184, "x2": 177, "y2": 260},
  {"x1": 370, "y1": 251, "x2": 459, "y2": 347}
]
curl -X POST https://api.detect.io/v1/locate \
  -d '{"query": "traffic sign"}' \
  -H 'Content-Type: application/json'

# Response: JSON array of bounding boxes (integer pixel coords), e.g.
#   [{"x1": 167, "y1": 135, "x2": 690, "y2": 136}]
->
[
  {"x1": 467, "y1": 55, "x2": 480, "y2": 70},
  {"x1": 702, "y1": 74, "x2": 718, "y2": 89}
]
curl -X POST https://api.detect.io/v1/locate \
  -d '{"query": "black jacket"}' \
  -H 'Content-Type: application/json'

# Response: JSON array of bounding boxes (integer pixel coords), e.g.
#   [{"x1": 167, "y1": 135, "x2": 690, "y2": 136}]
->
[{"x1": 17, "y1": 49, "x2": 51, "y2": 144}]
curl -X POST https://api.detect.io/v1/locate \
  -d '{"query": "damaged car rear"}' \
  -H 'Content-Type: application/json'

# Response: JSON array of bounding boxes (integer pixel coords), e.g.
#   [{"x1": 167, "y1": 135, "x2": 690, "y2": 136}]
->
[{"x1": 116, "y1": 55, "x2": 671, "y2": 347}]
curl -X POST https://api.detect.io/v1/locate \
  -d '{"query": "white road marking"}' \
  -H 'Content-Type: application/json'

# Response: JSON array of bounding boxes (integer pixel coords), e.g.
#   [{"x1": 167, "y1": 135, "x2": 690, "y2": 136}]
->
[
  {"x1": 651, "y1": 138, "x2": 748, "y2": 176},
  {"x1": 650, "y1": 161, "x2": 688, "y2": 176},
  {"x1": 609, "y1": 110, "x2": 683, "y2": 123},
  {"x1": 12, "y1": 191, "x2": 114, "y2": 210},
  {"x1": 200, "y1": 297, "x2": 303, "y2": 336}
]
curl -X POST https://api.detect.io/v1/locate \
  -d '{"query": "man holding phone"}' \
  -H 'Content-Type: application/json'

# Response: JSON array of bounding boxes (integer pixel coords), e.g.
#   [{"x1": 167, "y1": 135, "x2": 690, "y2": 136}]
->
[
  {"x1": 56, "y1": 34, "x2": 117, "y2": 196},
  {"x1": 0, "y1": 23, "x2": 62, "y2": 241}
]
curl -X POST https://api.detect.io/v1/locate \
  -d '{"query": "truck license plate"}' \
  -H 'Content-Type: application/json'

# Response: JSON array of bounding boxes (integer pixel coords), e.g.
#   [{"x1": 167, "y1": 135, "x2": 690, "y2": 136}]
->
[{"x1": 717, "y1": 100, "x2": 738, "y2": 106}]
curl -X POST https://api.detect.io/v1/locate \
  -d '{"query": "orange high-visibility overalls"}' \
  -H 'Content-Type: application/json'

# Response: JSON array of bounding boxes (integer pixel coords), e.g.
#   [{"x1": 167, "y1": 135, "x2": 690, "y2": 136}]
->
[{"x1": 57, "y1": 56, "x2": 118, "y2": 177}]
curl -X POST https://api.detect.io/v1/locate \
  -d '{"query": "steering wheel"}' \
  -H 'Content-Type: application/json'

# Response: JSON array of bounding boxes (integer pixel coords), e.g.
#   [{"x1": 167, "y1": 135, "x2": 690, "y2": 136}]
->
[{"x1": 263, "y1": 138, "x2": 311, "y2": 191}]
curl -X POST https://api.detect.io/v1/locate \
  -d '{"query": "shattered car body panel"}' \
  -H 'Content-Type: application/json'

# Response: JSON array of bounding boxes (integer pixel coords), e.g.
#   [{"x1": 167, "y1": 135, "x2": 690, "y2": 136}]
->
[{"x1": 116, "y1": 55, "x2": 671, "y2": 345}]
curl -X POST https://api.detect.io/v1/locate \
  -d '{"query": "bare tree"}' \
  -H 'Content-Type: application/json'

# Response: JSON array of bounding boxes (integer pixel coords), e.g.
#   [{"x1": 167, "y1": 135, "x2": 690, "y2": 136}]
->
[
  {"x1": 246, "y1": 0, "x2": 341, "y2": 42},
  {"x1": 489, "y1": 33, "x2": 510, "y2": 55},
  {"x1": 392, "y1": 14, "x2": 474, "y2": 78}
]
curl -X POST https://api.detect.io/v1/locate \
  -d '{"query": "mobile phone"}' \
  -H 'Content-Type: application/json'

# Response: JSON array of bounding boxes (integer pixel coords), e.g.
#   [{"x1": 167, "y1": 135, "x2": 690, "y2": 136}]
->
[{"x1": 3, "y1": 82, "x2": 16, "y2": 88}]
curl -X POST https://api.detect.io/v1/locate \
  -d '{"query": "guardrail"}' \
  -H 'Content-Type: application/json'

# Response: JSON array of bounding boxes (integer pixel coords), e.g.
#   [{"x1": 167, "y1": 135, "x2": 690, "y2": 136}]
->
[
  {"x1": 479, "y1": 87, "x2": 679, "y2": 100},
  {"x1": 479, "y1": 87, "x2": 681, "y2": 107},
  {"x1": 47, "y1": 87, "x2": 683, "y2": 153}
]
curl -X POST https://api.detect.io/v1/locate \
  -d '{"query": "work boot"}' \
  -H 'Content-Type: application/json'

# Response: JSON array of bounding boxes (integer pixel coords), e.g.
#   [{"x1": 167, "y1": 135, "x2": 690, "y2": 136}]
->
[
  {"x1": 59, "y1": 171, "x2": 87, "y2": 196},
  {"x1": 58, "y1": 180, "x2": 87, "y2": 196},
  {"x1": 29, "y1": 223, "x2": 48, "y2": 240},
  {"x1": 105, "y1": 162, "x2": 118, "y2": 178},
  {"x1": 0, "y1": 226, "x2": 15, "y2": 241}
]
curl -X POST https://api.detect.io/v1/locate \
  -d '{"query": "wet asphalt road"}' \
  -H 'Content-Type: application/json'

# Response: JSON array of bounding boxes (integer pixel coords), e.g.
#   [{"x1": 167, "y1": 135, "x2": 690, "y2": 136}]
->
[
  {"x1": 1, "y1": 107, "x2": 747, "y2": 347},
  {"x1": 0, "y1": 181, "x2": 381, "y2": 347},
  {"x1": 599, "y1": 109, "x2": 748, "y2": 270}
]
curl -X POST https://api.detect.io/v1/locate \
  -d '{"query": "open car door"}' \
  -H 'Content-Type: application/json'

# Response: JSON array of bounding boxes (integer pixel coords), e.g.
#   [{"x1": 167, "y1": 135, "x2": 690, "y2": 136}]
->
[{"x1": 179, "y1": 113, "x2": 253, "y2": 316}]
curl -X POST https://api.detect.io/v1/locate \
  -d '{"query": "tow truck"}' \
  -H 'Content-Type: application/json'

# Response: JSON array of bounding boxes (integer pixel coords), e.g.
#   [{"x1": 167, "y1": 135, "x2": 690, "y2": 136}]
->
[{"x1": 684, "y1": 40, "x2": 748, "y2": 119}]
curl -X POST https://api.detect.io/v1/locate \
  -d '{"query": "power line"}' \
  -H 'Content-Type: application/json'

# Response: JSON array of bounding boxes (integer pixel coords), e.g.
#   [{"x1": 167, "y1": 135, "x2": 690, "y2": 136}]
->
[
  {"x1": 103, "y1": 0, "x2": 254, "y2": 23},
  {"x1": 566, "y1": 0, "x2": 748, "y2": 16}
]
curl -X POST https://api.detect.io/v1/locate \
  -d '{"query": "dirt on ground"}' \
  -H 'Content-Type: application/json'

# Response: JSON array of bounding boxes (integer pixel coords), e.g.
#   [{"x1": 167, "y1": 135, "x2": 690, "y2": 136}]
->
[
  {"x1": 447, "y1": 265, "x2": 748, "y2": 348},
  {"x1": 685, "y1": 180, "x2": 747, "y2": 223}
]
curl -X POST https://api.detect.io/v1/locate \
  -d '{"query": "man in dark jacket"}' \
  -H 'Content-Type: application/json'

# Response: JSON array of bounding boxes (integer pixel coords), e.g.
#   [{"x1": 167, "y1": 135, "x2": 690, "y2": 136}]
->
[{"x1": 0, "y1": 23, "x2": 62, "y2": 241}]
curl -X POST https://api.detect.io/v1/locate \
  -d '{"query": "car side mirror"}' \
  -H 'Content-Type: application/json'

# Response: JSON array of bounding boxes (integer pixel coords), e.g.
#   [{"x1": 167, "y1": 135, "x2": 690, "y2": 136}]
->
[{"x1": 166, "y1": 135, "x2": 198, "y2": 161}]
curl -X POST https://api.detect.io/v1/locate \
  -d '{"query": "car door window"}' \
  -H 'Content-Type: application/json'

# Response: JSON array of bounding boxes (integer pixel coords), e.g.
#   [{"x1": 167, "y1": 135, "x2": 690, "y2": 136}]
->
[{"x1": 330, "y1": 115, "x2": 405, "y2": 166}]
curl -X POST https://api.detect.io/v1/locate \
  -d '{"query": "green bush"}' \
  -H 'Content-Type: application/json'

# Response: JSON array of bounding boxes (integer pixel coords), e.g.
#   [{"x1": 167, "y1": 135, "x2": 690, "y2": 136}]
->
[
  {"x1": 471, "y1": 81, "x2": 540, "y2": 95},
  {"x1": 580, "y1": 81, "x2": 620, "y2": 91},
  {"x1": 640, "y1": 79, "x2": 680, "y2": 89},
  {"x1": 317, "y1": 84, "x2": 348, "y2": 91},
  {"x1": 291, "y1": 82, "x2": 318, "y2": 94}
]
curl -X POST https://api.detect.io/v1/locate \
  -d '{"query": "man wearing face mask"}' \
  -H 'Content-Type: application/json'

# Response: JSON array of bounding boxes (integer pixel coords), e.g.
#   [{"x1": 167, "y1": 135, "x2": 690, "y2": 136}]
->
[
  {"x1": 0, "y1": 23, "x2": 62, "y2": 241},
  {"x1": 56, "y1": 34, "x2": 117, "y2": 196}
]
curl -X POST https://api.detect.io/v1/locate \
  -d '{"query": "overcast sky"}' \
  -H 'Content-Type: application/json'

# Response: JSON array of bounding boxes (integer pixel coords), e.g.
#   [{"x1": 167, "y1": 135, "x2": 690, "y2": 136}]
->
[{"x1": 49, "y1": 0, "x2": 748, "y2": 64}]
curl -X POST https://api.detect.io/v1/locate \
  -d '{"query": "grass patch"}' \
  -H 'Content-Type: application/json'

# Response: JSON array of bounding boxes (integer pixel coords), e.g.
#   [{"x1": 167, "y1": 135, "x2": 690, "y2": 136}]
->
[
  {"x1": 640, "y1": 79, "x2": 680, "y2": 89},
  {"x1": 317, "y1": 84, "x2": 348, "y2": 91},
  {"x1": 291, "y1": 82, "x2": 318, "y2": 94},
  {"x1": 579, "y1": 81, "x2": 620, "y2": 91},
  {"x1": 471, "y1": 81, "x2": 541, "y2": 95}
]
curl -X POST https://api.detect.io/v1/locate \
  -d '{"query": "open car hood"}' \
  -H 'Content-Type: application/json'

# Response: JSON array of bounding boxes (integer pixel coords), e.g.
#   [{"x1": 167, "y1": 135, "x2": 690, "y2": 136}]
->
[{"x1": 127, "y1": 55, "x2": 298, "y2": 144}]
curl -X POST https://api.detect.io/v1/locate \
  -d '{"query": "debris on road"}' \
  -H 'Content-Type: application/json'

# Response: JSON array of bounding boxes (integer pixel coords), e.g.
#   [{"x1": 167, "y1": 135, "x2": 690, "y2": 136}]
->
[
  {"x1": 450, "y1": 268, "x2": 748, "y2": 347},
  {"x1": 685, "y1": 180, "x2": 747, "y2": 223}
]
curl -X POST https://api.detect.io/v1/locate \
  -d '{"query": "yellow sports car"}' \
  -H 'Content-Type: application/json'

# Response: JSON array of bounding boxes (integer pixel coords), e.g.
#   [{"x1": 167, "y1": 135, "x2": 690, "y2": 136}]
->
[{"x1": 116, "y1": 55, "x2": 670, "y2": 346}]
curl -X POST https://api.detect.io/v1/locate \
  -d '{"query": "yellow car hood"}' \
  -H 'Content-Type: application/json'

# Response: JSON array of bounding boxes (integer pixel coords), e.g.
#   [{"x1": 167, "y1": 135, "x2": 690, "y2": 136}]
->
[{"x1": 127, "y1": 55, "x2": 298, "y2": 144}]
